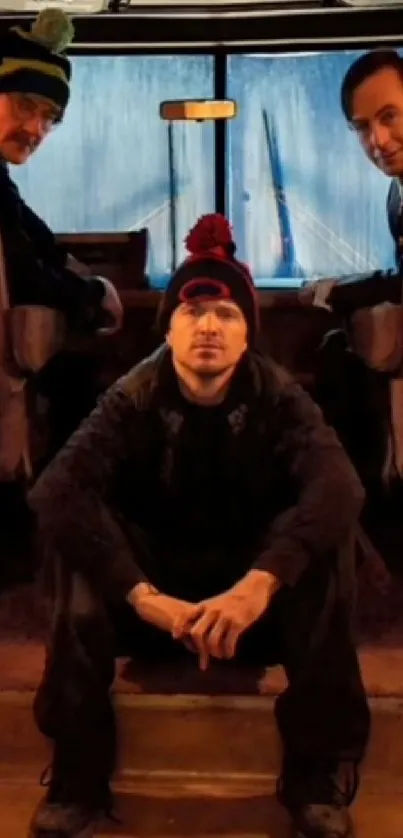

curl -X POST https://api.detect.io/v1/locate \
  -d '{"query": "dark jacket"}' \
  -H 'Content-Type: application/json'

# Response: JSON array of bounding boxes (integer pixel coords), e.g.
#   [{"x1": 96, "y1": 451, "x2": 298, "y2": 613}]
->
[
  {"x1": 0, "y1": 162, "x2": 104, "y2": 326},
  {"x1": 29, "y1": 347, "x2": 364, "y2": 603},
  {"x1": 328, "y1": 178, "x2": 402, "y2": 316}
]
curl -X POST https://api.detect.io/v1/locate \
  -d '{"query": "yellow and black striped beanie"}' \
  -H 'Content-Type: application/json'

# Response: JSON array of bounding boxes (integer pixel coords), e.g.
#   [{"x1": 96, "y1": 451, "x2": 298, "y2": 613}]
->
[{"x1": 0, "y1": 9, "x2": 74, "y2": 111}]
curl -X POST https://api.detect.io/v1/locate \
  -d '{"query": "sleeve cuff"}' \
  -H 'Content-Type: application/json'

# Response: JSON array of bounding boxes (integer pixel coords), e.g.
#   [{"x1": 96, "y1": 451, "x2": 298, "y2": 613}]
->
[
  {"x1": 84, "y1": 276, "x2": 107, "y2": 302},
  {"x1": 253, "y1": 542, "x2": 310, "y2": 588},
  {"x1": 106, "y1": 559, "x2": 149, "y2": 602}
]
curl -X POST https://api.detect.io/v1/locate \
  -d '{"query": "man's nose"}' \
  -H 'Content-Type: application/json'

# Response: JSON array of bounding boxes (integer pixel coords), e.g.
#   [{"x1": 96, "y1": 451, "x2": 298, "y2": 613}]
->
[
  {"x1": 369, "y1": 121, "x2": 391, "y2": 152},
  {"x1": 199, "y1": 311, "x2": 218, "y2": 331}
]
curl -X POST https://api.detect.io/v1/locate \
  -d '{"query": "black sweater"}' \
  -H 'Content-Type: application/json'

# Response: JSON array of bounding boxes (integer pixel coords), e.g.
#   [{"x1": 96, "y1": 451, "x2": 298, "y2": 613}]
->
[{"x1": 29, "y1": 348, "x2": 365, "y2": 602}]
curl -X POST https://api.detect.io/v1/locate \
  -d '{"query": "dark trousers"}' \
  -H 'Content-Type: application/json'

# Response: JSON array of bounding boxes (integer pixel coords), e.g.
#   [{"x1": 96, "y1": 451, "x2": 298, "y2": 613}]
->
[
  {"x1": 0, "y1": 480, "x2": 36, "y2": 589},
  {"x1": 314, "y1": 328, "x2": 390, "y2": 494},
  {"x1": 33, "y1": 528, "x2": 370, "y2": 809},
  {"x1": 36, "y1": 351, "x2": 102, "y2": 467}
]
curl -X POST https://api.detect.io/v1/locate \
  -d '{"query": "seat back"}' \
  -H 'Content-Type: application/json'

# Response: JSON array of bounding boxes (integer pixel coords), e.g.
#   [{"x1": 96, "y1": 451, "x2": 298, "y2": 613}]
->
[{"x1": 56, "y1": 229, "x2": 149, "y2": 291}]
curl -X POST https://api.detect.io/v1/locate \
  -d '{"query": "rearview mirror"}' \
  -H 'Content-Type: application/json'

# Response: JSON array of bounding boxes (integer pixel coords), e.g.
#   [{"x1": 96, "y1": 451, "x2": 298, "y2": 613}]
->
[
  {"x1": 160, "y1": 99, "x2": 238, "y2": 122},
  {"x1": 160, "y1": 98, "x2": 238, "y2": 275}
]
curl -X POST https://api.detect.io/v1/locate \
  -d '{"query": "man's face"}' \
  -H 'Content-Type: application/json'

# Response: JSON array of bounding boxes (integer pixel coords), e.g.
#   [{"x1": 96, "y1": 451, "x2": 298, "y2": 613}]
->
[
  {"x1": 0, "y1": 92, "x2": 60, "y2": 164},
  {"x1": 166, "y1": 297, "x2": 248, "y2": 378},
  {"x1": 350, "y1": 66, "x2": 403, "y2": 177}
]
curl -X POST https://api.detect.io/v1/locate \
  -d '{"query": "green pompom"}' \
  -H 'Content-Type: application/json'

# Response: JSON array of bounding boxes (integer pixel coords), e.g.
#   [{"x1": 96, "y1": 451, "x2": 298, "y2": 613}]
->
[{"x1": 30, "y1": 8, "x2": 74, "y2": 53}]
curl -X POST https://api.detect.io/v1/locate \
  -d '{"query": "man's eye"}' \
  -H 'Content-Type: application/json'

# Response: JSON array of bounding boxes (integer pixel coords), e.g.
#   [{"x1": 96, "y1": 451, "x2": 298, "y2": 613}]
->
[
  {"x1": 382, "y1": 109, "x2": 399, "y2": 125},
  {"x1": 217, "y1": 306, "x2": 236, "y2": 319},
  {"x1": 17, "y1": 96, "x2": 32, "y2": 112}
]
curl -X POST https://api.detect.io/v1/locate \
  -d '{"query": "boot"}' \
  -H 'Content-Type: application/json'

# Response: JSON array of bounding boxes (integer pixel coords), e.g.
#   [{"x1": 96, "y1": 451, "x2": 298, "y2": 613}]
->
[
  {"x1": 28, "y1": 797, "x2": 96, "y2": 838},
  {"x1": 277, "y1": 757, "x2": 358, "y2": 837},
  {"x1": 28, "y1": 763, "x2": 116, "y2": 838}
]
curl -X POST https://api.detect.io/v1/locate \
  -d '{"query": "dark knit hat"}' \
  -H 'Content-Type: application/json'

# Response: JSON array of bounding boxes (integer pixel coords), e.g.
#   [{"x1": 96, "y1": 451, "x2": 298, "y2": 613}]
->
[
  {"x1": 158, "y1": 214, "x2": 259, "y2": 344},
  {"x1": 0, "y1": 9, "x2": 74, "y2": 111}
]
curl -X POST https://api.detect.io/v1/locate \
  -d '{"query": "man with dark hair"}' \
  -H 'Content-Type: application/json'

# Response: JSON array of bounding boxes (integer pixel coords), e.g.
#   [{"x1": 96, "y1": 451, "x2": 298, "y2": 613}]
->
[
  {"x1": 28, "y1": 214, "x2": 369, "y2": 838},
  {"x1": 302, "y1": 48, "x2": 403, "y2": 314},
  {"x1": 299, "y1": 49, "x2": 403, "y2": 497},
  {"x1": 340, "y1": 48, "x2": 403, "y2": 125}
]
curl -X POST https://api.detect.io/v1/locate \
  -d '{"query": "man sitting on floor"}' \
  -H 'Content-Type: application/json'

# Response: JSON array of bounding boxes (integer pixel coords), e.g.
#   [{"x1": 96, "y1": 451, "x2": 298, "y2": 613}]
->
[{"x1": 28, "y1": 214, "x2": 370, "y2": 838}]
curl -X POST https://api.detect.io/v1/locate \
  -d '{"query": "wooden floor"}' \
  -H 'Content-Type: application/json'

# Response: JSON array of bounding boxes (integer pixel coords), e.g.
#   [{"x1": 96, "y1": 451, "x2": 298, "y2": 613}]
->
[{"x1": 2, "y1": 778, "x2": 403, "y2": 838}]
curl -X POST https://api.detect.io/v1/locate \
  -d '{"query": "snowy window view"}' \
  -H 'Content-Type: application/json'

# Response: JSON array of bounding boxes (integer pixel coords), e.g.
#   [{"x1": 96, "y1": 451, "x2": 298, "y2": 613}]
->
[
  {"x1": 228, "y1": 53, "x2": 396, "y2": 286},
  {"x1": 11, "y1": 55, "x2": 215, "y2": 286},
  {"x1": 12, "y1": 52, "x2": 396, "y2": 287}
]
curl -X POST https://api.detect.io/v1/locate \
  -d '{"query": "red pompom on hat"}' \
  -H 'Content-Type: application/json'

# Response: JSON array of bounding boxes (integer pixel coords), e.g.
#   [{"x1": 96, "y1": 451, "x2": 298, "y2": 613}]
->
[
  {"x1": 157, "y1": 213, "x2": 258, "y2": 344},
  {"x1": 185, "y1": 213, "x2": 234, "y2": 257}
]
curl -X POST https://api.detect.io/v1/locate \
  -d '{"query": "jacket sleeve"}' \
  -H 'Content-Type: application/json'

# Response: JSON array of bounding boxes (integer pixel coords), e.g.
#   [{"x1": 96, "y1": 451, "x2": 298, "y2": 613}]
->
[
  {"x1": 325, "y1": 181, "x2": 401, "y2": 316},
  {"x1": 20, "y1": 197, "x2": 76, "y2": 274},
  {"x1": 28, "y1": 384, "x2": 149, "y2": 601},
  {"x1": 2, "y1": 179, "x2": 105, "y2": 323},
  {"x1": 327, "y1": 271, "x2": 402, "y2": 317},
  {"x1": 253, "y1": 371, "x2": 365, "y2": 587}
]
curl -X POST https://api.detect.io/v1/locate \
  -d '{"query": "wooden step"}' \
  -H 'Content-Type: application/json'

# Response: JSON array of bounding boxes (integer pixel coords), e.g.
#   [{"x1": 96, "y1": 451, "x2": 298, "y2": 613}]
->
[
  {"x1": 1, "y1": 691, "x2": 403, "y2": 783},
  {"x1": 1, "y1": 776, "x2": 403, "y2": 838}
]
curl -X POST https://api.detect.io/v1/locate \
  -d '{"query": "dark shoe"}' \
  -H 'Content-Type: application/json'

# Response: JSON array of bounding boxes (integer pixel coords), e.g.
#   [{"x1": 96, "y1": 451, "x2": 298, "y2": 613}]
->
[
  {"x1": 28, "y1": 797, "x2": 96, "y2": 838},
  {"x1": 28, "y1": 764, "x2": 117, "y2": 838},
  {"x1": 277, "y1": 758, "x2": 358, "y2": 837},
  {"x1": 291, "y1": 803, "x2": 354, "y2": 837}
]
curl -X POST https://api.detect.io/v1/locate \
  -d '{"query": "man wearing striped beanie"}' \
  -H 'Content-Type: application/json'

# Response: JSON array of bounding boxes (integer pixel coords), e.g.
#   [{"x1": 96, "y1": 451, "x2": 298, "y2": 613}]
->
[
  {"x1": 0, "y1": 9, "x2": 73, "y2": 163},
  {"x1": 0, "y1": 8, "x2": 122, "y2": 329}
]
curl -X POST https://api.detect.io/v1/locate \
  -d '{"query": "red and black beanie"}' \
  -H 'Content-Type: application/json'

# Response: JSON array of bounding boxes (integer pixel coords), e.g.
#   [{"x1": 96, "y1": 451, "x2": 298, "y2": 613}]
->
[{"x1": 157, "y1": 213, "x2": 259, "y2": 344}]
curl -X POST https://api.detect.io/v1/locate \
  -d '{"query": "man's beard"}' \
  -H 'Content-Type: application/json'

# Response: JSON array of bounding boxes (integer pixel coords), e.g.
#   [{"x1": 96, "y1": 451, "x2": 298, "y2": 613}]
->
[
  {"x1": 190, "y1": 363, "x2": 234, "y2": 384},
  {"x1": 195, "y1": 370, "x2": 221, "y2": 382}
]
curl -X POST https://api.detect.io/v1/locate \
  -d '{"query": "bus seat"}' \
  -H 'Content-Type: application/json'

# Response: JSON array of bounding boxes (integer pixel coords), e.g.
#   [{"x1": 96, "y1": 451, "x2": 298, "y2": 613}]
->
[{"x1": 56, "y1": 228, "x2": 149, "y2": 291}]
